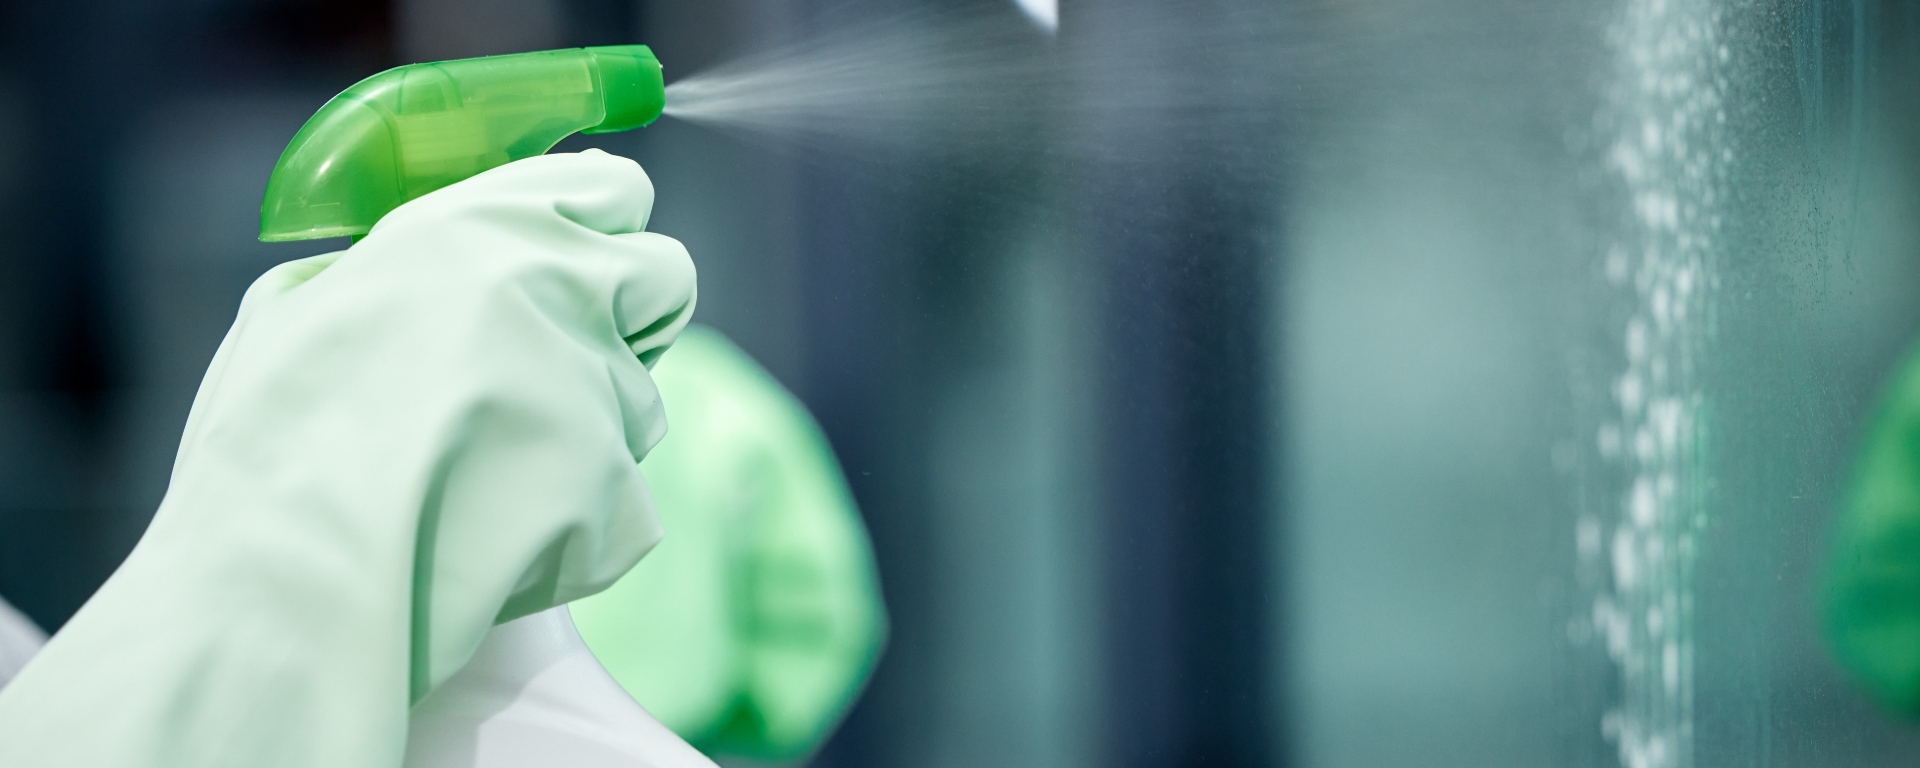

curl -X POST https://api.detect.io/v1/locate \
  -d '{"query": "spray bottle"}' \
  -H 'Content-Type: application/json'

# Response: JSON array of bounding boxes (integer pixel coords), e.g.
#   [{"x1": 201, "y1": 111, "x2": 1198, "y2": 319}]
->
[
  {"x1": 253, "y1": 45, "x2": 885, "y2": 763},
  {"x1": 259, "y1": 45, "x2": 665, "y2": 243},
  {"x1": 249, "y1": 46, "x2": 715, "y2": 768}
]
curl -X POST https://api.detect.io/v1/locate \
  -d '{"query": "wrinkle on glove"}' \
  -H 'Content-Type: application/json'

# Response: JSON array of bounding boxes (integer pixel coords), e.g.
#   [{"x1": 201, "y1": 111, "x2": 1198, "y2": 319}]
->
[
  {"x1": 571, "y1": 326, "x2": 885, "y2": 761},
  {"x1": 0, "y1": 150, "x2": 695, "y2": 768}
]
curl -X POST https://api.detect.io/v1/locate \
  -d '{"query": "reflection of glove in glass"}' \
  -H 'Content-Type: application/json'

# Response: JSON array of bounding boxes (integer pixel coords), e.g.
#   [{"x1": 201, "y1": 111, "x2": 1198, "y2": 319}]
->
[
  {"x1": 1830, "y1": 346, "x2": 1920, "y2": 714},
  {"x1": 571, "y1": 326, "x2": 885, "y2": 762},
  {"x1": 0, "y1": 150, "x2": 696, "y2": 768}
]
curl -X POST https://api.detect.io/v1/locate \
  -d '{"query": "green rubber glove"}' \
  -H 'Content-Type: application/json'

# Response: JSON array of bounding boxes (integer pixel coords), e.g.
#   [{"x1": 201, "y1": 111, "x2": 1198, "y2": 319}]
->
[
  {"x1": 1830, "y1": 344, "x2": 1920, "y2": 714},
  {"x1": 0, "y1": 150, "x2": 696, "y2": 768},
  {"x1": 570, "y1": 326, "x2": 886, "y2": 762}
]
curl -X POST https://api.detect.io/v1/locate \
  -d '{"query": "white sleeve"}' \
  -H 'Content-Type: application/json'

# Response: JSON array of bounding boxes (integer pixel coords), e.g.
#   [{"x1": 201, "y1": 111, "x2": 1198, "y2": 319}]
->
[
  {"x1": 403, "y1": 606, "x2": 717, "y2": 768},
  {"x1": 0, "y1": 597, "x2": 46, "y2": 690}
]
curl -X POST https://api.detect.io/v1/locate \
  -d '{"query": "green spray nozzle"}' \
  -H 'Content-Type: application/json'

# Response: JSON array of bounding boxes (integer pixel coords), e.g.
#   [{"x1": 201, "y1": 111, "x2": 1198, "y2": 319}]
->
[{"x1": 259, "y1": 45, "x2": 664, "y2": 243}]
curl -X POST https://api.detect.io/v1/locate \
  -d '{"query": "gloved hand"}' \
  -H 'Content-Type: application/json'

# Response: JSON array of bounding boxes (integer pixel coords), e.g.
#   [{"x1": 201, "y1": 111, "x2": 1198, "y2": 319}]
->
[{"x1": 0, "y1": 150, "x2": 695, "y2": 768}]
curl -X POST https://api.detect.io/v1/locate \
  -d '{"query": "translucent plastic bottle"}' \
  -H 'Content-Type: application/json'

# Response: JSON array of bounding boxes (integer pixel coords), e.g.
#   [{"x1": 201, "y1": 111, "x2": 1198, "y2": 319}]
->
[{"x1": 260, "y1": 45, "x2": 664, "y2": 242}]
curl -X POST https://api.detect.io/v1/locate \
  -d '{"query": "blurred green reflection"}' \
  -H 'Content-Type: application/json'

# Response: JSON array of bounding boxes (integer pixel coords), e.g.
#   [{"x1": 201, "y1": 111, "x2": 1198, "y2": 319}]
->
[{"x1": 571, "y1": 325, "x2": 886, "y2": 762}]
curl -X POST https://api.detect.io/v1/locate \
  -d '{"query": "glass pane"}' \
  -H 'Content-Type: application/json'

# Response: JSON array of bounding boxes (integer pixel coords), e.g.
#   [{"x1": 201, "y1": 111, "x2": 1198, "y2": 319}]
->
[{"x1": 1285, "y1": 1, "x2": 1920, "y2": 766}]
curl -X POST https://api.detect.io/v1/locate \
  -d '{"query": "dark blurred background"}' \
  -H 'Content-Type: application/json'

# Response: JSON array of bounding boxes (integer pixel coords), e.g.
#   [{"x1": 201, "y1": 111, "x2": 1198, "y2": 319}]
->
[{"x1": 8, "y1": 0, "x2": 1920, "y2": 766}]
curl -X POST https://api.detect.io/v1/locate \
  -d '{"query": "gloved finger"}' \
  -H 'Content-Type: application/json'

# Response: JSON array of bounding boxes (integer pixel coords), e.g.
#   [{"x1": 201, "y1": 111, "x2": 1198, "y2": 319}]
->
[
  {"x1": 360, "y1": 150, "x2": 694, "y2": 361},
  {"x1": 371, "y1": 149, "x2": 656, "y2": 240},
  {"x1": 589, "y1": 230, "x2": 695, "y2": 462},
  {"x1": 605, "y1": 231, "x2": 697, "y2": 367}
]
